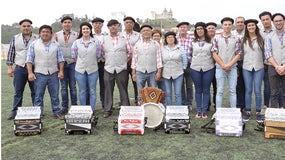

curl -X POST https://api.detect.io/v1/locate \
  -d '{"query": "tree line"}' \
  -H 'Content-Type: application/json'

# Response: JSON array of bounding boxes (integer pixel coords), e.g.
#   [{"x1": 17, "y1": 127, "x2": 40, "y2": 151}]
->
[{"x1": 1, "y1": 14, "x2": 181, "y2": 44}]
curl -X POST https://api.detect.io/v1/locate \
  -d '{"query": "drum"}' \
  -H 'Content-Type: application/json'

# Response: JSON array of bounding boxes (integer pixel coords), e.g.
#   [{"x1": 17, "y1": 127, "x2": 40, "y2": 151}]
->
[{"x1": 142, "y1": 102, "x2": 165, "y2": 128}]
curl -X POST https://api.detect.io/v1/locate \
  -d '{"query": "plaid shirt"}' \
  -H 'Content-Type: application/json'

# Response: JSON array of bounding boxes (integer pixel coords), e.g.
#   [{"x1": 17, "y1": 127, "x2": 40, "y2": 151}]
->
[{"x1": 176, "y1": 33, "x2": 192, "y2": 63}]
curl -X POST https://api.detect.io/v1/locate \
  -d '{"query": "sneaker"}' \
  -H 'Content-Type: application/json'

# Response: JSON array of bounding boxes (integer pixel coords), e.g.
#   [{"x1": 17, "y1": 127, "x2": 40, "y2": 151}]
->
[
  {"x1": 261, "y1": 106, "x2": 267, "y2": 115},
  {"x1": 7, "y1": 113, "x2": 16, "y2": 120},
  {"x1": 195, "y1": 113, "x2": 202, "y2": 118},
  {"x1": 202, "y1": 113, "x2": 208, "y2": 119},
  {"x1": 243, "y1": 111, "x2": 251, "y2": 122},
  {"x1": 256, "y1": 112, "x2": 263, "y2": 123}
]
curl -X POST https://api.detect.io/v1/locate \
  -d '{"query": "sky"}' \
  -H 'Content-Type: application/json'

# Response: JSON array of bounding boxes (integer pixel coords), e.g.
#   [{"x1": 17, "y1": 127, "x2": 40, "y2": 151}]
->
[{"x1": 0, "y1": 0, "x2": 284, "y2": 28}]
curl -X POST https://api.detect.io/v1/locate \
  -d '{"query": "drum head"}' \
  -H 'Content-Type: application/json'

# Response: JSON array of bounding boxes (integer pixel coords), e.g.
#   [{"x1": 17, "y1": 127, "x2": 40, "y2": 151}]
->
[{"x1": 143, "y1": 103, "x2": 165, "y2": 128}]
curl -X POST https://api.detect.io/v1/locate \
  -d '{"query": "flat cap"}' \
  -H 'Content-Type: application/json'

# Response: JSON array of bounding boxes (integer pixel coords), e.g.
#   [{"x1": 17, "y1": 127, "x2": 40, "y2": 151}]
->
[
  {"x1": 206, "y1": 22, "x2": 217, "y2": 27},
  {"x1": 221, "y1": 17, "x2": 234, "y2": 24},
  {"x1": 194, "y1": 22, "x2": 206, "y2": 28},
  {"x1": 61, "y1": 16, "x2": 72, "y2": 23},
  {"x1": 123, "y1": 16, "x2": 135, "y2": 23},
  {"x1": 107, "y1": 19, "x2": 119, "y2": 27},
  {"x1": 140, "y1": 24, "x2": 153, "y2": 30},
  {"x1": 176, "y1": 22, "x2": 189, "y2": 27},
  {"x1": 92, "y1": 17, "x2": 104, "y2": 23},
  {"x1": 244, "y1": 19, "x2": 258, "y2": 25},
  {"x1": 164, "y1": 31, "x2": 176, "y2": 38},
  {"x1": 19, "y1": 19, "x2": 32, "y2": 25}
]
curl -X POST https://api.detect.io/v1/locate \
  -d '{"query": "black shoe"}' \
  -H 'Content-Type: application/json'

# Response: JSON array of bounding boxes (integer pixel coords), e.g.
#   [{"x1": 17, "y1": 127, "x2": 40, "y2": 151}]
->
[
  {"x1": 7, "y1": 113, "x2": 16, "y2": 120},
  {"x1": 59, "y1": 109, "x2": 68, "y2": 115}
]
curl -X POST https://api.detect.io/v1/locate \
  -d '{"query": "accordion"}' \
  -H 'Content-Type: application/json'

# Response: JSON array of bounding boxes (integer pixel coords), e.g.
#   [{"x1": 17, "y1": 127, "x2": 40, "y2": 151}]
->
[
  {"x1": 164, "y1": 106, "x2": 190, "y2": 134},
  {"x1": 116, "y1": 106, "x2": 145, "y2": 135},
  {"x1": 14, "y1": 107, "x2": 42, "y2": 136},
  {"x1": 65, "y1": 106, "x2": 97, "y2": 135},
  {"x1": 140, "y1": 87, "x2": 165, "y2": 104},
  {"x1": 215, "y1": 108, "x2": 243, "y2": 137}
]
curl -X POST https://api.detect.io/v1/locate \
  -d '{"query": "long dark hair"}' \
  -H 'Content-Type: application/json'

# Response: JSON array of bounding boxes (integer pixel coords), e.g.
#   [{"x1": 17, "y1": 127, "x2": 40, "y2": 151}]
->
[
  {"x1": 242, "y1": 23, "x2": 263, "y2": 51},
  {"x1": 193, "y1": 27, "x2": 211, "y2": 43},
  {"x1": 77, "y1": 22, "x2": 93, "y2": 39}
]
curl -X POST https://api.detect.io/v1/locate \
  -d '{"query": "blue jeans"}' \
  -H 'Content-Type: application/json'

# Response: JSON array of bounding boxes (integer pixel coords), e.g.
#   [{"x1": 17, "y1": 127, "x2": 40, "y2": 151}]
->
[
  {"x1": 136, "y1": 71, "x2": 157, "y2": 100},
  {"x1": 75, "y1": 71, "x2": 99, "y2": 110},
  {"x1": 60, "y1": 62, "x2": 77, "y2": 110},
  {"x1": 164, "y1": 74, "x2": 184, "y2": 105},
  {"x1": 243, "y1": 68, "x2": 264, "y2": 112},
  {"x1": 11, "y1": 65, "x2": 35, "y2": 115},
  {"x1": 216, "y1": 67, "x2": 237, "y2": 108},
  {"x1": 190, "y1": 68, "x2": 215, "y2": 113},
  {"x1": 34, "y1": 73, "x2": 61, "y2": 116}
]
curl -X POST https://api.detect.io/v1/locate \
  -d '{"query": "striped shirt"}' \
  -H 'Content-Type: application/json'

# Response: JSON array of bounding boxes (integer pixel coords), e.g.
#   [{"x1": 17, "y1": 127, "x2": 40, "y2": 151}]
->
[{"x1": 264, "y1": 30, "x2": 285, "y2": 59}]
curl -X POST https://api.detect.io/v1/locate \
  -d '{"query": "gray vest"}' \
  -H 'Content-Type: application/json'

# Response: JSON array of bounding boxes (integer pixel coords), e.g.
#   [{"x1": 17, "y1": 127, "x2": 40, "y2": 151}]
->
[
  {"x1": 190, "y1": 41, "x2": 214, "y2": 72},
  {"x1": 135, "y1": 40, "x2": 159, "y2": 73},
  {"x1": 14, "y1": 33, "x2": 38, "y2": 67},
  {"x1": 242, "y1": 40, "x2": 264, "y2": 71},
  {"x1": 74, "y1": 40, "x2": 98, "y2": 74},
  {"x1": 55, "y1": 30, "x2": 78, "y2": 64},
  {"x1": 270, "y1": 32, "x2": 285, "y2": 65},
  {"x1": 103, "y1": 35, "x2": 128, "y2": 74},
  {"x1": 162, "y1": 47, "x2": 184, "y2": 79},
  {"x1": 215, "y1": 35, "x2": 239, "y2": 68},
  {"x1": 34, "y1": 40, "x2": 60, "y2": 75}
]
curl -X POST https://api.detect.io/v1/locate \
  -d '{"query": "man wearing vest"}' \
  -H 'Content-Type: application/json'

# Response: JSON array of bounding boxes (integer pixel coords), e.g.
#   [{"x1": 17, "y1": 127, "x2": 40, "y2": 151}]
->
[
  {"x1": 54, "y1": 16, "x2": 79, "y2": 115},
  {"x1": 131, "y1": 24, "x2": 163, "y2": 104},
  {"x1": 102, "y1": 19, "x2": 132, "y2": 118},
  {"x1": 211, "y1": 17, "x2": 242, "y2": 108},
  {"x1": 264, "y1": 13, "x2": 285, "y2": 108},
  {"x1": 122, "y1": 16, "x2": 141, "y2": 105},
  {"x1": 6, "y1": 19, "x2": 39, "y2": 120},
  {"x1": 26, "y1": 25, "x2": 65, "y2": 119}
]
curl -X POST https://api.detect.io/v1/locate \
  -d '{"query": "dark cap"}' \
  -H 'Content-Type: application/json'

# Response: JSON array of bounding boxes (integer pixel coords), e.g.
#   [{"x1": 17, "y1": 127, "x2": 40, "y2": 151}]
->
[
  {"x1": 123, "y1": 16, "x2": 135, "y2": 23},
  {"x1": 39, "y1": 25, "x2": 52, "y2": 34},
  {"x1": 19, "y1": 19, "x2": 32, "y2": 25},
  {"x1": 272, "y1": 13, "x2": 285, "y2": 21},
  {"x1": 244, "y1": 19, "x2": 258, "y2": 25},
  {"x1": 194, "y1": 22, "x2": 206, "y2": 28},
  {"x1": 107, "y1": 19, "x2": 119, "y2": 27},
  {"x1": 61, "y1": 16, "x2": 72, "y2": 23},
  {"x1": 92, "y1": 17, "x2": 104, "y2": 23},
  {"x1": 206, "y1": 22, "x2": 217, "y2": 27},
  {"x1": 140, "y1": 24, "x2": 152, "y2": 30},
  {"x1": 164, "y1": 31, "x2": 176, "y2": 38},
  {"x1": 221, "y1": 17, "x2": 234, "y2": 24},
  {"x1": 176, "y1": 22, "x2": 190, "y2": 27}
]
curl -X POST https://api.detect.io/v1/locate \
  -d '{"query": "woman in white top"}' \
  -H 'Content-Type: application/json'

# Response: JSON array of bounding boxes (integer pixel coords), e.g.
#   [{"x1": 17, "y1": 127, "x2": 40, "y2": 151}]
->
[
  {"x1": 71, "y1": 22, "x2": 101, "y2": 111},
  {"x1": 189, "y1": 22, "x2": 215, "y2": 119},
  {"x1": 241, "y1": 19, "x2": 264, "y2": 122},
  {"x1": 161, "y1": 31, "x2": 187, "y2": 105}
]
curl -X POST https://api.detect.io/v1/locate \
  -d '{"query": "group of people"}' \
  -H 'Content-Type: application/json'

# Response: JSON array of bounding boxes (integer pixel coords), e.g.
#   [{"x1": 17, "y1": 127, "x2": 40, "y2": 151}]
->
[{"x1": 6, "y1": 11, "x2": 285, "y2": 122}]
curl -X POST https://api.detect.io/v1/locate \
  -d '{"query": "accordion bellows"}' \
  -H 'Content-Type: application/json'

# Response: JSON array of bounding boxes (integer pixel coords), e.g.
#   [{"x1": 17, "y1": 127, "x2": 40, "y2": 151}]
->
[{"x1": 14, "y1": 106, "x2": 42, "y2": 136}]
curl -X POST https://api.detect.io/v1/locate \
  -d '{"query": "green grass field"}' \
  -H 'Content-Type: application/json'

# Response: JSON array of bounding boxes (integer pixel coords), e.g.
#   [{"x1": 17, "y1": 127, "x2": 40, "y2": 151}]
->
[{"x1": 1, "y1": 61, "x2": 284, "y2": 160}]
